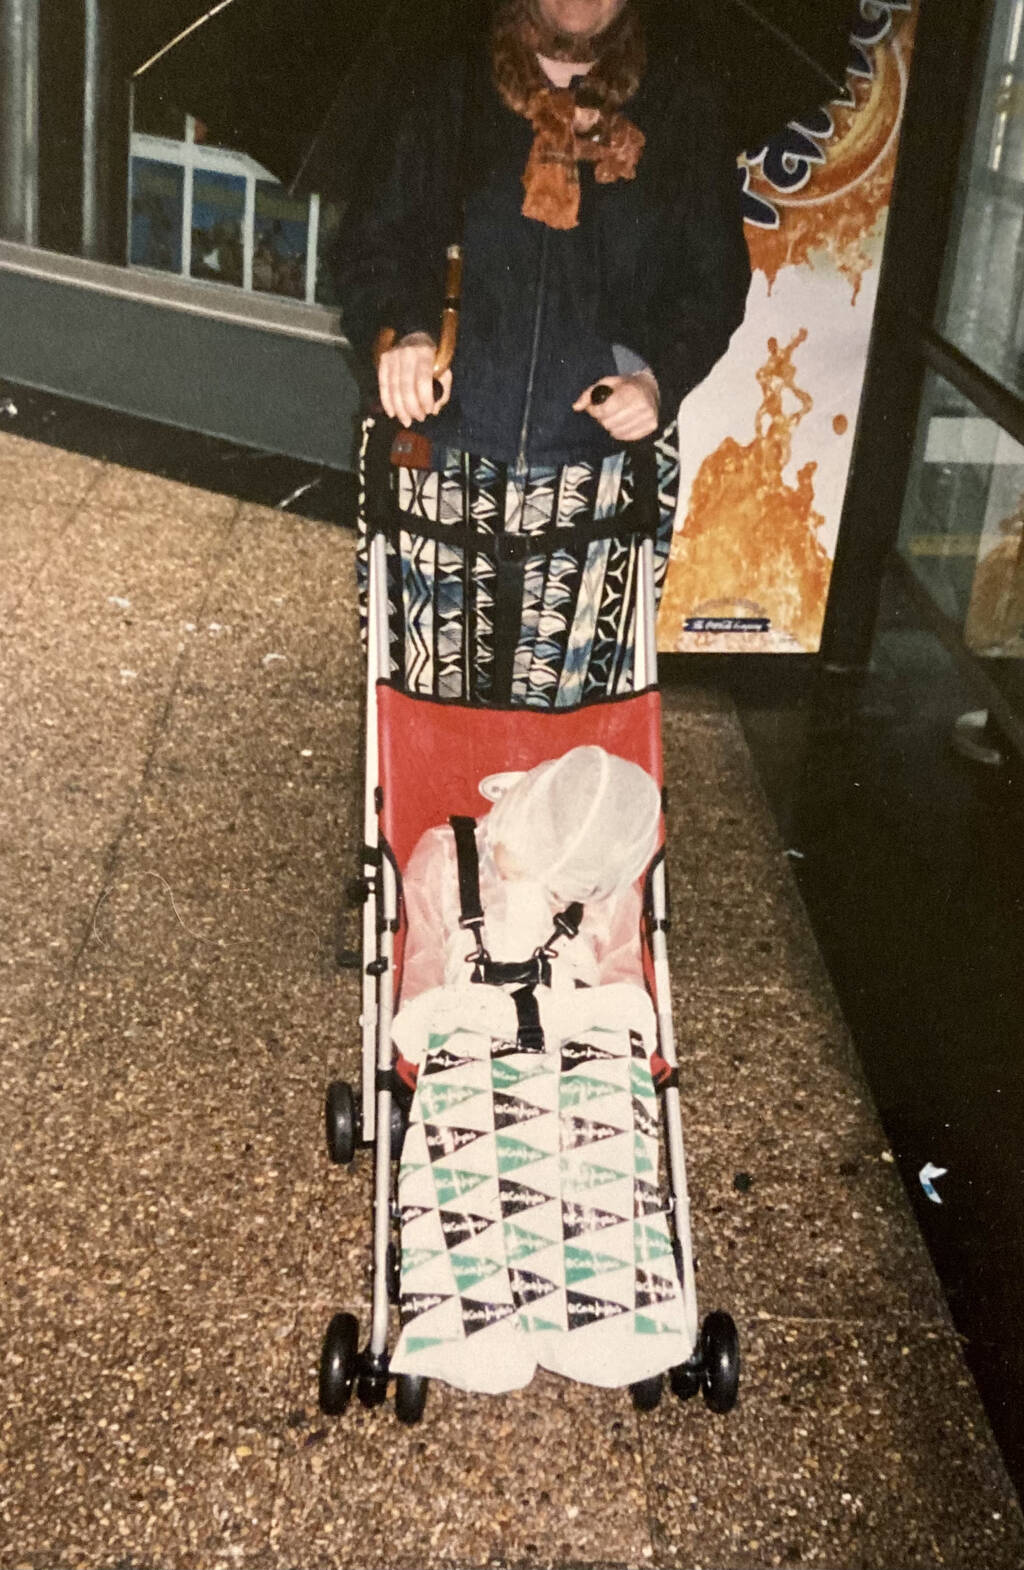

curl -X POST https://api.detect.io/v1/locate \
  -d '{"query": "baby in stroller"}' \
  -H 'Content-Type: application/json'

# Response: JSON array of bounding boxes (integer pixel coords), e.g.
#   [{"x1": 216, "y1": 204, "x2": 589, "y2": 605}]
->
[{"x1": 389, "y1": 746, "x2": 692, "y2": 1394}]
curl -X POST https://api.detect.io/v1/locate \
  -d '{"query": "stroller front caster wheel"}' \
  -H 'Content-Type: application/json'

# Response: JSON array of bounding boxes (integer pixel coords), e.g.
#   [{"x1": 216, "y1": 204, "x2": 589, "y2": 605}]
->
[
  {"x1": 319, "y1": 1313, "x2": 359, "y2": 1415},
  {"x1": 630, "y1": 1373, "x2": 664, "y2": 1412},
  {"x1": 357, "y1": 1369, "x2": 389, "y2": 1408},
  {"x1": 357, "y1": 1348, "x2": 390, "y2": 1409},
  {"x1": 669, "y1": 1360, "x2": 701, "y2": 1403},
  {"x1": 325, "y1": 1080, "x2": 360, "y2": 1165},
  {"x1": 700, "y1": 1311, "x2": 740, "y2": 1414},
  {"x1": 395, "y1": 1373, "x2": 429, "y2": 1425}
]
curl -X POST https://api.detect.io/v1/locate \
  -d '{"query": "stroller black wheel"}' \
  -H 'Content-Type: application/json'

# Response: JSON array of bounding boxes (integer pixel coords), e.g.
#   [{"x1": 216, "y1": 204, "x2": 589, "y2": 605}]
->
[
  {"x1": 325, "y1": 1080, "x2": 359, "y2": 1165},
  {"x1": 700, "y1": 1311, "x2": 740, "y2": 1414},
  {"x1": 390, "y1": 1099, "x2": 408, "y2": 1161},
  {"x1": 319, "y1": 1313, "x2": 359, "y2": 1415},
  {"x1": 395, "y1": 1374, "x2": 429, "y2": 1425},
  {"x1": 669, "y1": 1359, "x2": 701, "y2": 1403},
  {"x1": 386, "y1": 1239, "x2": 401, "y2": 1305},
  {"x1": 357, "y1": 1368, "x2": 389, "y2": 1409},
  {"x1": 630, "y1": 1373, "x2": 663, "y2": 1412}
]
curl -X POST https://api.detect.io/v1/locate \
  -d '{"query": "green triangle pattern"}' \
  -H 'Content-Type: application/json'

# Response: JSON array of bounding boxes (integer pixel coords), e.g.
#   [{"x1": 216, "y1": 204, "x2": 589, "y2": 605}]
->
[
  {"x1": 560, "y1": 1156, "x2": 627, "y2": 1192},
  {"x1": 417, "y1": 1081, "x2": 486, "y2": 1121},
  {"x1": 496, "y1": 1133, "x2": 549, "y2": 1174},
  {"x1": 405, "y1": 1335, "x2": 451, "y2": 1354},
  {"x1": 400, "y1": 1247, "x2": 446, "y2": 1277},
  {"x1": 630, "y1": 1062, "x2": 656, "y2": 1100},
  {"x1": 449, "y1": 1253, "x2": 505, "y2": 1292},
  {"x1": 519, "y1": 1314, "x2": 562, "y2": 1334},
  {"x1": 503, "y1": 1221, "x2": 553, "y2": 1263},
  {"x1": 559, "y1": 1074, "x2": 621, "y2": 1110},
  {"x1": 491, "y1": 1059, "x2": 548, "y2": 1091},
  {"x1": 635, "y1": 1313, "x2": 676, "y2": 1337},
  {"x1": 432, "y1": 1166, "x2": 489, "y2": 1205},
  {"x1": 634, "y1": 1133, "x2": 655, "y2": 1176},
  {"x1": 564, "y1": 1243, "x2": 631, "y2": 1285},
  {"x1": 634, "y1": 1222, "x2": 675, "y2": 1261}
]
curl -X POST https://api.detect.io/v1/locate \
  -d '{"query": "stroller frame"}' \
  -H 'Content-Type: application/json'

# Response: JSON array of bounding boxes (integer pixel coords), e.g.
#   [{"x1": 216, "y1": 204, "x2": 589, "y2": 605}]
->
[{"x1": 320, "y1": 425, "x2": 739, "y2": 1421}]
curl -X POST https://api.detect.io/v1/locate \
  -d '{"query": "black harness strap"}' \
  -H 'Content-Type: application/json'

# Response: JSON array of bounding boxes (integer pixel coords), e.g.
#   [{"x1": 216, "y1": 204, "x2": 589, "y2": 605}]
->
[
  {"x1": 448, "y1": 814, "x2": 586, "y2": 1051},
  {"x1": 511, "y1": 986, "x2": 545, "y2": 1053},
  {"x1": 450, "y1": 815, "x2": 485, "y2": 929}
]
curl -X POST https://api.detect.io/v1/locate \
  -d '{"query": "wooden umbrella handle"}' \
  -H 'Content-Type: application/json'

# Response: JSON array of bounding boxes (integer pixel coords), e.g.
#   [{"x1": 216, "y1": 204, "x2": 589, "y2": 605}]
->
[
  {"x1": 372, "y1": 243, "x2": 463, "y2": 402},
  {"x1": 432, "y1": 244, "x2": 463, "y2": 378}
]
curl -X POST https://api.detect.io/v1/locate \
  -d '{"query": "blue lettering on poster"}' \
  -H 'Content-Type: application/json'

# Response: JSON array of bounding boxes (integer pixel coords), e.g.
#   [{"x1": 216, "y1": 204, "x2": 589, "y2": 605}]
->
[{"x1": 740, "y1": 0, "x2": 913, "y2": 230}]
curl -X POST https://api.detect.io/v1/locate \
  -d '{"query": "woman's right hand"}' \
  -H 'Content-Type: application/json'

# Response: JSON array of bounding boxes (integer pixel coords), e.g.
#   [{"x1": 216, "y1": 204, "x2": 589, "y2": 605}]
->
[{"x1": 378, "y1": 331, "x2": 453, "y2": 427}]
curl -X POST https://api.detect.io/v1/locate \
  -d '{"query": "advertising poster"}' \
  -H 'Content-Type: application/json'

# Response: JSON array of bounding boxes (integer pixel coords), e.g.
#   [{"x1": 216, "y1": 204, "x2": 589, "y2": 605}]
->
[{"x1": 657, "y1": 0, "x2": 917, "y2": 654}]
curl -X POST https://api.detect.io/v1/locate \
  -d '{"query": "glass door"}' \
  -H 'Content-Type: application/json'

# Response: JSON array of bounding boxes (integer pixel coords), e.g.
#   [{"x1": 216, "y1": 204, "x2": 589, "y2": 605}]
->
[{"x1": 893, "y1": 0, "x2": 1024, "y2": 738}]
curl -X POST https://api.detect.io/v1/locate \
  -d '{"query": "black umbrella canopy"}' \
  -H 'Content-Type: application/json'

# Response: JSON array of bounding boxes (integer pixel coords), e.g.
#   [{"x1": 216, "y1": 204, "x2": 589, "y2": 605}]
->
[
  {"x1": 133, "y1": 0, "x2": 862, "y2": 198},
  {"x1": 131, "y1": 0, "x2": 395, "y2": 184}
]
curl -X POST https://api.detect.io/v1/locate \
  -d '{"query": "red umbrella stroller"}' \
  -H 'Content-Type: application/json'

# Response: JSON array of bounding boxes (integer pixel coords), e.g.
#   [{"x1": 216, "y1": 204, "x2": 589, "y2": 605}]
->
[{"x1": 318, "y1": 421, "x2": 740, "y2": 1424}]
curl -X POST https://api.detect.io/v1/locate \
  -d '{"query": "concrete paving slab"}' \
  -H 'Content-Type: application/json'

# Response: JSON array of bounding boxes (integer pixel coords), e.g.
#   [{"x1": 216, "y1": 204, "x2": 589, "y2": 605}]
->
[
  {"x1": 0, "y1": 499, "x2": 83, "y2": 620},
  {"x1": 272, "y1": 1303, "x2": 653, "y2": 1570},
  {"x1": 676, "y1": 982, "x2": 875, "y2": 1140},
  {"x1": 686, "y1": 1116, "x2": 950, "y2": 1325},
  {"x1": 640, "y1": 1319, "x2": 1024, "y2": 1570},
  {"x1": 0, "y1": 1296, "x2": 292, "y2": 1570},
  {"x1": 87, "y1": 461, "x2": 240, "y2": 526},
  {"x1": 1, "y1": 961, "x2": 351, "y2": 1316},
  {"x1": 0, "y1": 434, "x2": 102, "y2": 509}
]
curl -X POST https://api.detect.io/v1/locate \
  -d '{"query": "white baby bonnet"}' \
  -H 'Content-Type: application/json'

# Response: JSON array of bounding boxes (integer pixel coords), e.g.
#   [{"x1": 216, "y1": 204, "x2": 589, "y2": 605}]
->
[{"x1": 483, "y1": 745, "x2": 661, "y2": 905}]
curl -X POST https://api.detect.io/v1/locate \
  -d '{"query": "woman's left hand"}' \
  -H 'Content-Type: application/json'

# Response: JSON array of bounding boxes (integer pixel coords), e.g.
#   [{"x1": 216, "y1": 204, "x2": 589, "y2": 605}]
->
[{"x1": 573, "y1": 370, "x2": 661, "y2": 441}]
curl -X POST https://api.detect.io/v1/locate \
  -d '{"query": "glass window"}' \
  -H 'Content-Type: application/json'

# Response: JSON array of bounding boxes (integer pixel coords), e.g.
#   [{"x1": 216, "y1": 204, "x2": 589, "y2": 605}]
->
[
  {"x1": 129, "y1": 157, "x2": 184, "y2": 274},
  {"x1": 314, "y1": 200, "x2": 342, "y2": 309},
  {"x1": 898, "y1": 369, "x2": 1024, "y2": 659},
  {"x1": 253, "y1": 182, "x2": 311, "y2": 299},
  {"x1": 939, "y1": 0, "x2": 1024, "y2": 397},
  {"x1": 190, "y1": 168, "x2": 246, "y2": 286}
]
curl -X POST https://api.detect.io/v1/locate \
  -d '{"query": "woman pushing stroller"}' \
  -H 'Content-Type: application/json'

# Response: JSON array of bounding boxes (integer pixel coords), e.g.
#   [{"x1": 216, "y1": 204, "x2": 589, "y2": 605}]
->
[
  {"x1": 318, "y1": 0, "x2": 749, "y2": 1417},
  {"x1": 334, "y1": 0, "x2": 750, "y2": 709}
]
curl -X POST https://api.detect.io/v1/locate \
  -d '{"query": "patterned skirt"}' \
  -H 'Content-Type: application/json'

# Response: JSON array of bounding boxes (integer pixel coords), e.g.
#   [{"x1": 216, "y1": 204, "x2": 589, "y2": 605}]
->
[{"x1": 357, "y1": 420, "x2": 680, "y2": 709}]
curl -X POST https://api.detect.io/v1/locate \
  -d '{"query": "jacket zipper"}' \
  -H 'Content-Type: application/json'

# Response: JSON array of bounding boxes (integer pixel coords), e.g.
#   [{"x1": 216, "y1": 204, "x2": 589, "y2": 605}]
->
[{"x1": 514, "y1": 225, "x2": 551, "y2": 477}]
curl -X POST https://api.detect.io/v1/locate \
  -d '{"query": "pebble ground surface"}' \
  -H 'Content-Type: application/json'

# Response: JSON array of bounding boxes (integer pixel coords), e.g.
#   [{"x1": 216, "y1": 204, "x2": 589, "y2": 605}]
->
[{"x1": 1, "y1": 429, "x2": 1022, "y2": 1570}]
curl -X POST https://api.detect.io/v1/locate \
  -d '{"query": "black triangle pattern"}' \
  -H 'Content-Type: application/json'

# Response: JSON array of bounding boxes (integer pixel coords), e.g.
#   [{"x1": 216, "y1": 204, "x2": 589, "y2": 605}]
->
[
  {"x1": 561, "y1": 1113, "x2": 627, "y2": 1150},
  {"x1": 632, "y1": 1096, "x2": 659, "y2": 1141},
  {"x1": 499, "y1": 1178, "x2": 552, "y2": 1216},
  {"x1": 633, "y1": 1179, "x2": 665, "y2": 1218},
  {"x1": 439, "y1": 1210, "x2": 497, "y2": 1247},
  {"x1": 630, "y1": 1030, "x2": 647, "y2": 1061},
  {"x1": 493, "y1": 1092, "x2": 546, "y2": 1130},
  {"x1": 562, "y1": 1200, "x2": 627, "y2": 1239},
  {"x1": 567, "y1": 1289, "x2": 631, "y2": 1331},
  {"x1": 491, "y1": 1037, "x2": 524, "y2": 1060},
  {"x1": 561, "y1": 1040, "x2": 618, "y2": 1071},
  {"x1": 461, "y1": 1297, "x2": 518, "y2": 1337},
  {"x1": 635, "y1": 1268, "x2": 679, "y2": 1309},
  {"x1": 400, "y1": 1291, "x2": 452, "y2": 1327},
  {"x1": 423, "y1": 1049, "x2": 474, "y2": 1077},
  {"x1": 510, "y1": 1268, "x2": 559, "y2": 1308},
  {"x1": 425, "y1": 1123, "x2": 486, "y2": 1162},
  {"x1": 399, "y1": 1204, "x2": 432, "y2": 1226}
]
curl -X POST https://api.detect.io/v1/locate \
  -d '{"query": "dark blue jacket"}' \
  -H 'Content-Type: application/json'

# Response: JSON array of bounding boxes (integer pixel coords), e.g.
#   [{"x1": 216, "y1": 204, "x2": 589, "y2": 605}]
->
[{"x1": 333, "y1": 41, "x2": 751, "y2": 468}]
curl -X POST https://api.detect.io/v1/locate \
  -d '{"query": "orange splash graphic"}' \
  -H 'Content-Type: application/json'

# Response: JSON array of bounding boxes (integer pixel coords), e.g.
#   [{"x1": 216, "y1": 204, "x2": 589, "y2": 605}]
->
[
  {"x1": 745, "y1": 6, "x2": 916, "y2": 303},
  {"x1": 965, "y1": 497, "x2": 1024, "y2": 656},
  {"x1": 658, "y1": 330, "x2": 832, "y2": 653}
]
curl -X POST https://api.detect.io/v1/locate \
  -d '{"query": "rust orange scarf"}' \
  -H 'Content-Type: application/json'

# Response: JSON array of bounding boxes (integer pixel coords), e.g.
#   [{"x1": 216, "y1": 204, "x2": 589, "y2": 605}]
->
[{"x1": 492, "y1": 0, "x2": 646, "y2": 230}]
